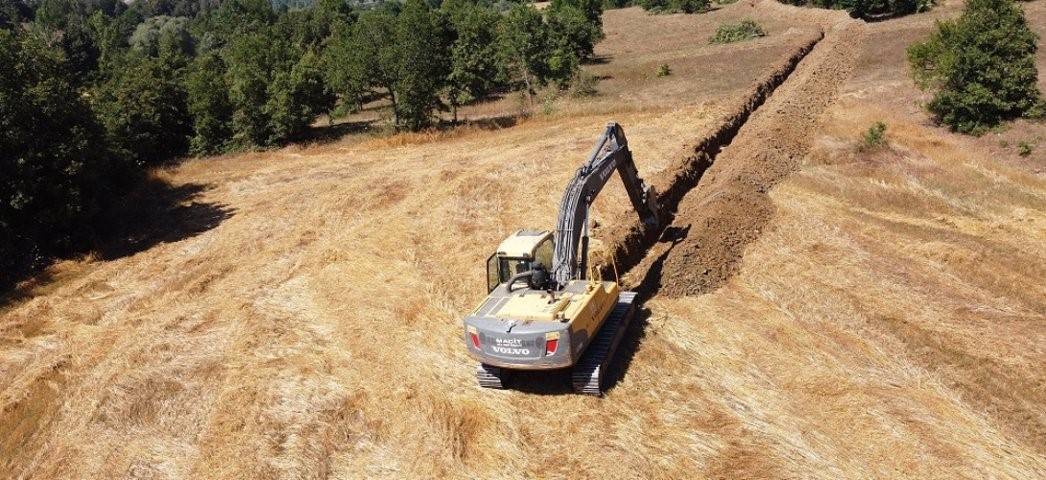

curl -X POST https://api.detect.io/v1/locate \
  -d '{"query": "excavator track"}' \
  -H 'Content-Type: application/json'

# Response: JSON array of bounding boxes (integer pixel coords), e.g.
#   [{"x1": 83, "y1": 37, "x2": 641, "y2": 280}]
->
[
  {"x1": 476, "y1": 363, "x2": 511, "y2": 389},
  {"x1": 571, "y1": 291, "x2": 637, "y2": 396}
]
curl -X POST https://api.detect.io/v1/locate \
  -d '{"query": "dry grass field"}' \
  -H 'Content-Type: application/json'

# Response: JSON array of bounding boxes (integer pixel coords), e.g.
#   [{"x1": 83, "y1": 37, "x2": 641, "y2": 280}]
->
[{"x1": 2, "y1": 1, "x2": 1045, "y2": 479}]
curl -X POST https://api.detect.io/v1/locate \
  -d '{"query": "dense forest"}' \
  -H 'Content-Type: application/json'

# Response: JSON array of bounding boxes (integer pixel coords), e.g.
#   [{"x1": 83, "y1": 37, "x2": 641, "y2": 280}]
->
[{"x1": 0, "y1": 0, "x2": 605, "y2": 287}]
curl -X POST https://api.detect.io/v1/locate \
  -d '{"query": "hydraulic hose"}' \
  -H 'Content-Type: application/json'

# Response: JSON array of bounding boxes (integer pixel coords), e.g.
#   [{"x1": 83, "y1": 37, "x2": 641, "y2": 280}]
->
[{"x1": 505, "y1": 271, "x2": 534, "y2": 294}]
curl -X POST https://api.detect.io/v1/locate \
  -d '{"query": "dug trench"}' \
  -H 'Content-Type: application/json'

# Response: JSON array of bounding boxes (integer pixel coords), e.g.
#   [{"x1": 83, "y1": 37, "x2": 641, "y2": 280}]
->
[
  {"x1": 506, "y1": 28, "x2": 831, "y2": 394},
  {"x1": 598, "y1": 19, "x2": 865, "y2": 298},
  {"x1": 512, "y1": 19, "x2": 864, "y2": 394},
  {"x1": 587, "y1": 16, "x2": 865, "y2": 392}
]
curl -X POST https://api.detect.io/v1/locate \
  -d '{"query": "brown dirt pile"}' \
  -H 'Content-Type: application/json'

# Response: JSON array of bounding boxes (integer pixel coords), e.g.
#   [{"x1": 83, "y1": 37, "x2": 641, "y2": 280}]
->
[
  {"x1": 648, "y1": 20, "x2": 866, "y2": 296},
  {"x1": 598, "y1": 29, "x2": 823, "y2": 282}
]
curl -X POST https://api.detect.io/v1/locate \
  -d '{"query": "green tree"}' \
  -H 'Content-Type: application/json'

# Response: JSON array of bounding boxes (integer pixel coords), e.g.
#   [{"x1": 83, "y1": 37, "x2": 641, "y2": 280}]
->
[
  {"x1": 907, "y1": 0, "x2": 1042, "y2": 134},
  {"x1": 220, "y1": 6, "x2": 332, "y2": 147},
  {"x1": 638, "y1": 0, "x2": 710, "y2": 13},
  {"x1": 347, "y1": 10, "x2": 400, "y2": 123},
  {"x1": 778, "y1": 0, "x2": 933, "y2": 19},
  {"x1": 272, "y1": 0, "x2": 354, "y2": 48},
  {"x1": 0, "y1": 29, "x2": 123, "y2": 279},
  {"x1": 313, "y1": 0, "x2": 355, "y2": 38},
  {"x1": 323, "y1": 17, "x2": 370, "y2": 114},
  {"x1": 0, "y1": 0, "x2": 33, "y2": 29},
  {"x1": 500, "y1": 3, "x2": 581, "y2": 109},
  {"x1": 265, "y1": 48, "x2": 332, "y2": 143},
  {"x1": 323, "y1": 19, "x2": 364, "y2": 114},
  {"x1": 129, "y1": 15, "x2": 194, "y2": 57},
  {"x1": 709, "y1": 19, "x2": 766, "y2": 44},
  {"x1": 186, "y1": 50, "x2": 233, "y2": 154},
  {"x1": 93, "y1": 52, "x2": 193, "y2": 164},
  {"x1": 442, "y1": 0, "x2": 506, "y2": 122},
  {"x1": 222, "y1": 29, "x2": 276, "y2": 146},
  {"x1": 31, "y1": 0, "x2": 106, "y2": 82},
  {"x1": 547, "y1": 0, "x2": 604, "y2": 59},
  {"x1": 500, "y1": 4, "x2": 551, "y2": 109},
  {"x1": 207, "y1": 0, "x2": 275, "y2": 46},
  {"x1": 392, "y1": 0, "x2": 449, "y2": 130}
]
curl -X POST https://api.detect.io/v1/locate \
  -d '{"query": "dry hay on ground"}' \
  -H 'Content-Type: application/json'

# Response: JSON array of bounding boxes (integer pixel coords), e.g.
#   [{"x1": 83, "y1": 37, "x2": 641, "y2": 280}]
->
[{"x1": 1, "y1": 2, "x2": 1045, "y2": 479}]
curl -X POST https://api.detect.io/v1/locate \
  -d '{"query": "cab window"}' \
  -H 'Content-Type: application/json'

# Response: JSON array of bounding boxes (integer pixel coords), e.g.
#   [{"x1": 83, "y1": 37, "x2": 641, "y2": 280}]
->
[
  {"x1": 499, "y1": 257, "x2": 531, "y2": 283},
  {"x1": 534, "y1": 237, "x2": 553, "y2": 270},
  {"x1": 488, "y1": 255, "x2": 534, "y2": 292},
  {"x1": 486, "y1": 253, "x2": 499, "y2": 293}
]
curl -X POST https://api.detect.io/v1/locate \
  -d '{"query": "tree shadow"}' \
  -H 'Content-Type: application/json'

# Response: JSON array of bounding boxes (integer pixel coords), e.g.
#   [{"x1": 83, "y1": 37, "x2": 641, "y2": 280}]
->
[
  {"x1": 1, "y1": 176, "x2": 234, "y2": 306},
  {"x1": 456, "y1": 113, "x2": 522, "y2": 131},
  {"x1": 300, "y1": 119, "x2": 376, "y2": 146},
  {"x1": 0, "y1": 269, "x2": 55, "y2": 311},
  {"x1": 584, "y1": 54, "x2": 613, "y2": 65},
  {"x1": 859, "y1": 11, "x2": 916, "y2": 23},
  {"x1": 93, "y1": 177, "x2": 235, "y2": 260}
]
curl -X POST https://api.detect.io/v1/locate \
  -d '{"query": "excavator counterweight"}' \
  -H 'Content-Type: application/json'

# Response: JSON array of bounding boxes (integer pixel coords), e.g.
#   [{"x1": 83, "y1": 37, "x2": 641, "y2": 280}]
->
[{"x1": 462, "y1": 123, "x2": 658, "y2": 396}]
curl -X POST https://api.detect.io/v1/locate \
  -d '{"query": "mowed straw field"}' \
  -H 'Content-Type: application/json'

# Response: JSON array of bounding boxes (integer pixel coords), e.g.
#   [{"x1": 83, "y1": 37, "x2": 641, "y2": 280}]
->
[{"x1": 2, "y1": 2, "x2": 1045, "y2": 479}]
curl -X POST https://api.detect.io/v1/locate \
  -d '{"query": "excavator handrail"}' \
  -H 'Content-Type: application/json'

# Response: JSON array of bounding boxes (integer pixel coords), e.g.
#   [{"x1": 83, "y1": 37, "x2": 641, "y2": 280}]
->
[{"x1": 550, "y1": 123, "x2": 659, "y2": 286}]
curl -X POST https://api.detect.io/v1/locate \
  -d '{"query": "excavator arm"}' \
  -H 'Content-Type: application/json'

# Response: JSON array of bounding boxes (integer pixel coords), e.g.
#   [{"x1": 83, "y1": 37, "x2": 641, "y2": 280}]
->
[{"x1": 551, "y1": 123, "x2": 659, "y2": 286}]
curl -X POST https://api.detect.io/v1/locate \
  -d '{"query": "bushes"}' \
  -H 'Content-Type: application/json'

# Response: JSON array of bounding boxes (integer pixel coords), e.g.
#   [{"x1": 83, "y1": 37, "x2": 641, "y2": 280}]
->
[
  {"x1": 709, "y1": 20, "x2": 766, "y2": 44},
  {"x1": 638, "y1": 0, "x2": 710, "y2": 14},
  {"x1": 907, "y1": 0, "x2": 1043, "y2": 134},
  {"x1": 778, "y1": 0, "x2": 934, "y2": 19},
  {"x1": 859, "y1": 121, "x2": 888, "y2": 151}
]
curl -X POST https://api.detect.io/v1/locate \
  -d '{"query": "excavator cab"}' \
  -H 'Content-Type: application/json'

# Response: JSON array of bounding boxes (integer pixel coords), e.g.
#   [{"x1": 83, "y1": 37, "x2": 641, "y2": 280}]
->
[{"x1": 485, "y1": 229, "x2": 554, "y2": 293}]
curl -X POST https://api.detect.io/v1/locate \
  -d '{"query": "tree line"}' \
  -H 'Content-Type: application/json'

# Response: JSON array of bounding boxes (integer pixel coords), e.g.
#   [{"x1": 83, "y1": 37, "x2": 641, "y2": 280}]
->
[{"x1": 0, "y1": 0, "x2": 605, "y2": 287}]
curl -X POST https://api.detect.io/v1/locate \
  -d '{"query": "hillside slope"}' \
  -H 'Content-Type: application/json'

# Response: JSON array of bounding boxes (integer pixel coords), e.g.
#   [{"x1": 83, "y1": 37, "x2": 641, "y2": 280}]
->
[{"x1": 2, "y1": 2, "x2": 1044, "y2": 479}]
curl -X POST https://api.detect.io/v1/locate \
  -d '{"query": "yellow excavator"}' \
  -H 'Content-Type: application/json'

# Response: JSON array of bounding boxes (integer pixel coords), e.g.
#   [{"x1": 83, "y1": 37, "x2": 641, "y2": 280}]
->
[{"x1": 462, "y1": 123, "x2": 659, "y2": 395}]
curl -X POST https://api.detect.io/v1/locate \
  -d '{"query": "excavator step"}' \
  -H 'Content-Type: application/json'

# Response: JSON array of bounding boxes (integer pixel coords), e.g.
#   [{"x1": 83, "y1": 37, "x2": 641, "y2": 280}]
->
[
  {"x1": 476, "y1": 363, "x2": 511, "y2": 389},
  {"x1": 571, "y1": 291, "x2": 637, "y2": 396}
]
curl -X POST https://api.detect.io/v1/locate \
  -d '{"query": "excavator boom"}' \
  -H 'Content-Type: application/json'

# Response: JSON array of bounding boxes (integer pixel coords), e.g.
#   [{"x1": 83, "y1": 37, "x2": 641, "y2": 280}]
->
[{"x1": 552, "y1": 123, "x2": 659, "y2": 285}]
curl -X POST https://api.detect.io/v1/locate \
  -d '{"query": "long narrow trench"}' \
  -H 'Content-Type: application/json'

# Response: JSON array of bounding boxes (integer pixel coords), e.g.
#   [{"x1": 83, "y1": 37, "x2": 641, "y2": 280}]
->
[
  {"x1": 603, "y1": 20, "x2": 864, "y2": 298},
  {"x1": 599, "y1": 31, "x2": 823, "y2": 285},
  {"x1": 597, "y1": 20, "x2": 865, "y2": 392}
]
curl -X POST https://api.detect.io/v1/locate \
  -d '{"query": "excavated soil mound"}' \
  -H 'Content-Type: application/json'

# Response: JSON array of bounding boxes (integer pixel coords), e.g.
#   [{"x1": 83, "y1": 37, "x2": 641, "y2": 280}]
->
[
  {"x1": 652, "y1": 21, "x2": 865, "y2": 296},
  {"x1": 598, "y1": 30, "x2": 823, "y2": 281}
]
